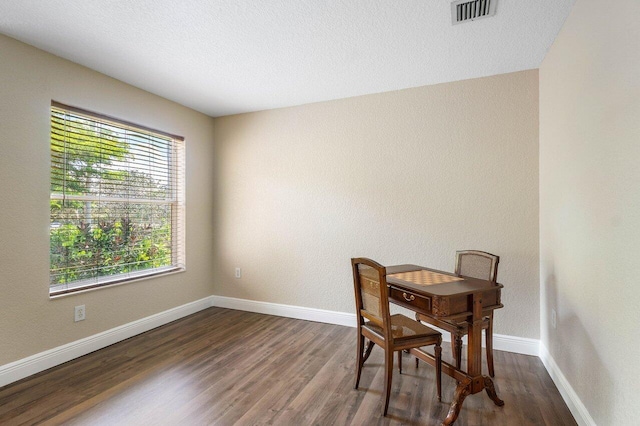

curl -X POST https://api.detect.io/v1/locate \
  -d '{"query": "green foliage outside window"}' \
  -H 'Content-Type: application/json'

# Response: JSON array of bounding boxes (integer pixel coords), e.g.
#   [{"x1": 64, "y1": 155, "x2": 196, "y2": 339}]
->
[{"x1": 50, "y1": 110, "x2": 175, "y2": 287}]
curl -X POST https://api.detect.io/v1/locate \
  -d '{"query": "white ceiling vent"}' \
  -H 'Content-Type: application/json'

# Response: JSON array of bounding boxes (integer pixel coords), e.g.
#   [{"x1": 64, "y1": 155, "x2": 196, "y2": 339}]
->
[{"x1": 451, "y1": 0, "x2": 497, "y2": 25}]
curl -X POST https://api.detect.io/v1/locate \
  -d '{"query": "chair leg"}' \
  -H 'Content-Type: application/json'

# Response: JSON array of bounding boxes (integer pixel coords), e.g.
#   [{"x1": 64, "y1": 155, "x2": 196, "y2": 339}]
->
[
  {"x1": 363, "y1": 339, "x2": 375, "y2": 363},
  {"x1": 453, "y1": 333, "x2": 463, "y2": 369},
  {"x1": 397, "y1": 350, "x2": 403, "y2": 374},
  {"x1": 450, "y1": 338, "x2": 456, "y2": 364},
  {"x1": 486, "y1": 318, "x2": 495, "y2": 377},
  {"x1": 383, "y1": 347, "x2": 394, "y2": 416},
  {"x1": 355, "y1": 333, "x2": 364, "y2": 389},
  {"x1": 435, "y1": 341, "x2": 442, "y2": 402},
  {"x1": 414, "y1": 313, "x2": 422, "y2": 368},
  {"x1": 356, "y1": 338, "x2": 376, "y2": 390}
]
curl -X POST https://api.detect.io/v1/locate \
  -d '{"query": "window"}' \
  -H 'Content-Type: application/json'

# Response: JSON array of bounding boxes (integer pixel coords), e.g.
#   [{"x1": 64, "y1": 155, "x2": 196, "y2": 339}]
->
[{"x1": 50, "y1": 102, "x2": 185, "y2": 296}]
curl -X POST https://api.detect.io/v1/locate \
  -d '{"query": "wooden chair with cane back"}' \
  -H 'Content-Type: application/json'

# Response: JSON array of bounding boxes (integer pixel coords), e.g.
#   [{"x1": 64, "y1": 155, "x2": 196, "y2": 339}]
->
[
  {"x1": 415, "y1": 250, "x2": 500, "y2": 377},
  {"x1": 352, "y1": 257, "x2": 442, "y2": 416}
]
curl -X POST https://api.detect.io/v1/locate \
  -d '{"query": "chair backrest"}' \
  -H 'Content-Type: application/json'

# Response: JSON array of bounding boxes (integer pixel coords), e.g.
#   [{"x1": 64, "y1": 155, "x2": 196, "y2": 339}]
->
[
  {"x1": 351, "y1": 258, "x2": 392, "y2": 337},
  {"x1": 455, "y1": 250, "x2": 499, "y2": 283}
]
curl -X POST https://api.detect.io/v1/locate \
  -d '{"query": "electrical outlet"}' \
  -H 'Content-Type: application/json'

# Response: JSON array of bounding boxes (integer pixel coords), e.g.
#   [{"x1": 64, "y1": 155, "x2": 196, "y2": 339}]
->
[
  {"x1": 551, "y1": 308, "x2": 557, "y2": 329},
  {"x1": 235, "y1": 267, "x2": 241, "y2": 279},
  {"x1": 75, "y1": 305, "x2": 86, "y2": 322}
]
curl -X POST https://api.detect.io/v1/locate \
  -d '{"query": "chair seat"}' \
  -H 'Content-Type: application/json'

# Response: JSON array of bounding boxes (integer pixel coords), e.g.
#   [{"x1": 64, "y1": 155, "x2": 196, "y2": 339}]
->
[{"x1": 364, "y1": 314, "x2": 441, "y2": 343}]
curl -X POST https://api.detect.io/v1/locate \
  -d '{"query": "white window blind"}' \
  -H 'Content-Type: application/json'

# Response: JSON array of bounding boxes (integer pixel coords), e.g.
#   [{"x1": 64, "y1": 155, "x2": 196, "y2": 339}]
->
[{"x1": 50, "y1": 102, "x2": 185, "y2": 296}]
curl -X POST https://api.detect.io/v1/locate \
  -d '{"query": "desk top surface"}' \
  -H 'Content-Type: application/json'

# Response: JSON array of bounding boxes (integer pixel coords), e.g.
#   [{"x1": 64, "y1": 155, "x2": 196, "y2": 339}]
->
[{"x1": 386, "y1": 264, "x2": 502, "y2": 297}]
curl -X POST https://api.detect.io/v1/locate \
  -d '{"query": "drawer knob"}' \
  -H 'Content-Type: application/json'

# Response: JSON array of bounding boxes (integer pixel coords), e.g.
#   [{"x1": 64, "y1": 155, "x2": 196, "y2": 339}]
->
[{"x1": 402, "y1": 292, "x2": 415, "y2": 302}]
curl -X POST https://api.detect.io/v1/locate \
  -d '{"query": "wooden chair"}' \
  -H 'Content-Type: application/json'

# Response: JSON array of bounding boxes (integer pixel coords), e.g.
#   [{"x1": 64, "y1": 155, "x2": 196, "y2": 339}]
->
[
  {"x1": 352, "y1": 257, "x2": 442, "y2": 416},
  {"x1": 415, "y1": 250, "x2": 500, "y2": 377}
]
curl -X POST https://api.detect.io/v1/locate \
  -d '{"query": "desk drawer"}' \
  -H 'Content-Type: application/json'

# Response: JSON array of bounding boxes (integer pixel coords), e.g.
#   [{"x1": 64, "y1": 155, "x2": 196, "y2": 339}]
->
[{"x1": 389, "y1": 287, "x2": 431, "y2": 313}]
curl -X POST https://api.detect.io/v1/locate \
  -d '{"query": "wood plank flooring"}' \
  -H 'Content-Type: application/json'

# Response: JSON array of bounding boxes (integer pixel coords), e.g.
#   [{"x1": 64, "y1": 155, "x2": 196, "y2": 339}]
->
[{"x1": 0, "y1": 307, "x2": 576, "y2": 425}]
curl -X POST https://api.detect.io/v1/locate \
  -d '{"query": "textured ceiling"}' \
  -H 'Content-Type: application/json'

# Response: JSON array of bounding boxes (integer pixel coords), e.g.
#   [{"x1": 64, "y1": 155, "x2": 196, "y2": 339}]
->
[{"x1": 0, "y1": 0, "x2": 575, "y2": 117}]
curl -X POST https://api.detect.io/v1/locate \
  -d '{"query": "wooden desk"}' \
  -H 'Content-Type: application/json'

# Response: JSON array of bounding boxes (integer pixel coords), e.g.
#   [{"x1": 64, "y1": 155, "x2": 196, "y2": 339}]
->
[{"x1": 386, "y1": 264, "x2": 504, "y2": 426}]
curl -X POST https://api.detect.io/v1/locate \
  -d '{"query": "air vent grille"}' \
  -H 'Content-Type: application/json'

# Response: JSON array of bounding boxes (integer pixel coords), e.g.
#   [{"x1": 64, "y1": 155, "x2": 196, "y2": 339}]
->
[{"x1": 451, "y1": 0, "x2": 497, "y2": 25}]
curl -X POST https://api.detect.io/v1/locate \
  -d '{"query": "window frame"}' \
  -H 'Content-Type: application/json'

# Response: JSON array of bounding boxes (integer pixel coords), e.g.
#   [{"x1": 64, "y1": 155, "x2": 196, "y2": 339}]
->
[{"x1": 49, "y1": 101, "x2": 186, "y2": 297}]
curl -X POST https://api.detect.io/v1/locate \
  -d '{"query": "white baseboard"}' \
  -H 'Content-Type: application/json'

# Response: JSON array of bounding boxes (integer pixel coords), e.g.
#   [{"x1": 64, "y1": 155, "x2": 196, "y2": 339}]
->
[
  {"x1": 211, "y1": 295, "x2": 356, "y2": 328},
  {"x1": 493, "y1": 333, "x2": 540, "y2": 356},
  {"x1": 540, "y1": 344, "x2": 596, "y2": 426},
  {"x1": 0, "y1": 296, "x2": 213, "y2": 389}
]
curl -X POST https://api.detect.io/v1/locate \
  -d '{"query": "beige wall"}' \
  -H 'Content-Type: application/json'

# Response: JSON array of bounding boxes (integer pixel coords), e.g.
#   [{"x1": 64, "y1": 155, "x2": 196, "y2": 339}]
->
[
  {"x1": 0, "y1": 35, "x2": 216, "y2": 365},
  {"x1": 540, "y1": 0, "x2": 640, "y2": 424},
  {"x1": 213, "y1": 70, "x2": 540, "y2": 339}
]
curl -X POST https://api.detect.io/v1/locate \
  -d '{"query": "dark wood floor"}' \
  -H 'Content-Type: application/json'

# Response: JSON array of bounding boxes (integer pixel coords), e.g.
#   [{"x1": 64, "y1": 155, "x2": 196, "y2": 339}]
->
[{"x1": 0, "y1": 307, "x2": 576, "y2": 425}]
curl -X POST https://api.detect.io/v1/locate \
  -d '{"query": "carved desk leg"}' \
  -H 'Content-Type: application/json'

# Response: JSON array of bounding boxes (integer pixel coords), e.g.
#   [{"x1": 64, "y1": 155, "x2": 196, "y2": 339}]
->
[
  {"x1": 441, "y1": 378, "x2": 472, "y2": 426},
  {"x1": 483, "y1": 376, "x2": 504, "y2": 406},
  {"x1": 441, "y1": 292, "x2": 504, "y2": 425}
]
